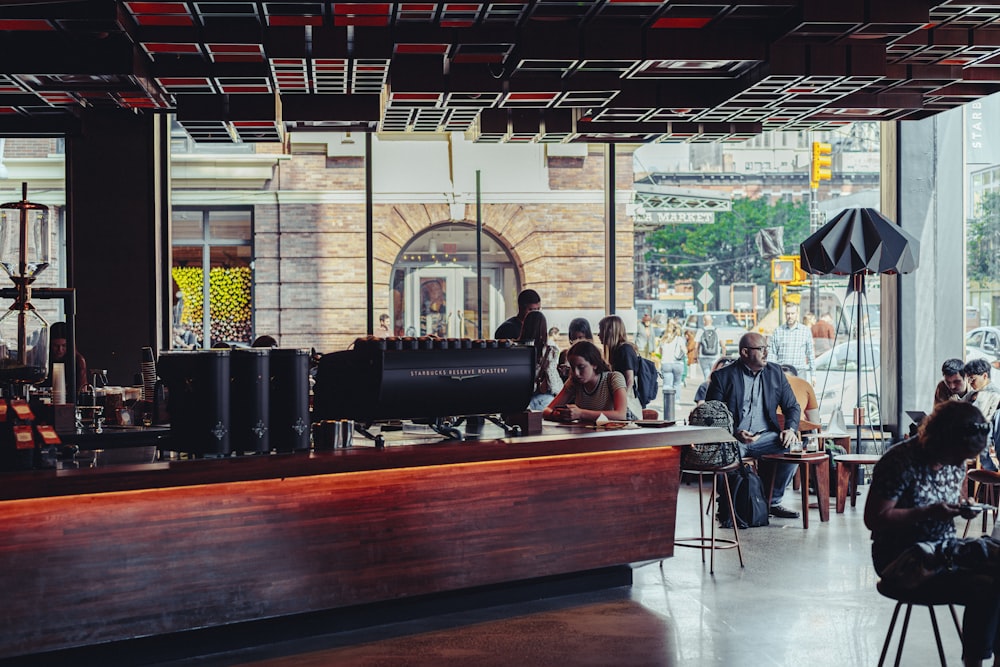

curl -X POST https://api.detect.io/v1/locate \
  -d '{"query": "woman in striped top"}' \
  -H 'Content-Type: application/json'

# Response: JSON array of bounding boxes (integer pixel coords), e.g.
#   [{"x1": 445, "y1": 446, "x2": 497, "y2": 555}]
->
[{"x1": 543, "y1": 340, "x2": 629, "y2": 422}]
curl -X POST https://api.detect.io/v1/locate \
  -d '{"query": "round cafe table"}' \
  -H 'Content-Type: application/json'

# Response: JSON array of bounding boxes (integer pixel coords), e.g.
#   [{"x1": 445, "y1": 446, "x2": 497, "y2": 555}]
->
[
  {"x1": 761, "y1": 449, "x2": 830, "y2": 529},
  {"x1": 834, "y1": 453, "x2": 881, "y2": 513}
]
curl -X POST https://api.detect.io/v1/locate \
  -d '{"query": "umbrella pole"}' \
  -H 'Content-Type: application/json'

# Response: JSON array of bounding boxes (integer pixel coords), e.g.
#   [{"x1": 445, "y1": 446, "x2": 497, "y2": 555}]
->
[{"x1": 854, "y1": 273, "x2": 864, "y2": 450}]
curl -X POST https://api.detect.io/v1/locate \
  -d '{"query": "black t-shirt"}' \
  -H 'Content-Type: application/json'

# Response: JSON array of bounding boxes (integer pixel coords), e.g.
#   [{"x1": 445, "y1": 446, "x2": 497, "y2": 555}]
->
[
  {"x1": 611, "y1": 344, "x2": 639, "y2": 377},
  {"x1": 494, "y1": 316, "x2": 522, "y2": 340}
]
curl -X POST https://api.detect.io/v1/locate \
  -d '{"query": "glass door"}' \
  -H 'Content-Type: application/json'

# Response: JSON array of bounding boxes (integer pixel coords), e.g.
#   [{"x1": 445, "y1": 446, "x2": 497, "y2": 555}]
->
[{"x1": 404, "y1": 267, "x2": 500, "y2": 338}]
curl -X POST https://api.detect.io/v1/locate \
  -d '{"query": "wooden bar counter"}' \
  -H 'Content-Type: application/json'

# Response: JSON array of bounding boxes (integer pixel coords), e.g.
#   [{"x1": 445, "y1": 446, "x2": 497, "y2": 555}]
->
[{"x1": 0, "y1": 423, "x2": 727, "y2": 660}]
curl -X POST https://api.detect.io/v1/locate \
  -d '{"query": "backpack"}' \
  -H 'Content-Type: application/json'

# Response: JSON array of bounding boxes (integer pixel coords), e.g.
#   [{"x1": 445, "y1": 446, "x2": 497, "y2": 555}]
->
[
  {"x1": 684, "y1": 401, "x2": 739, "y2": 468},
  {"x1": 700, "y1": 328, "x2": 720, "y2": 356},
  {"x1": 635, "y1": 356, "x2": 659, "y2": 408},
  {"x1": 719, "y1": 463, "x2": 770, "y2": 529}
]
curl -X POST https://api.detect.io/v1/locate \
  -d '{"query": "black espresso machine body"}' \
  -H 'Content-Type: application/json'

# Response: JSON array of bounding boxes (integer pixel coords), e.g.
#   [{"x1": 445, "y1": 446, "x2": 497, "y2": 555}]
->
[{"x1": 313, "y1": 338, "x2": 535, "y2": 424}]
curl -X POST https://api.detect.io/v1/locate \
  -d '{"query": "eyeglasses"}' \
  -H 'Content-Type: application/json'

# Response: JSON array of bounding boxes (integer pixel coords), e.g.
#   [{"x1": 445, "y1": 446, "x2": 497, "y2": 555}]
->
[{"x1": 744, "y1": 346, "x2": 768, "y2": 352}]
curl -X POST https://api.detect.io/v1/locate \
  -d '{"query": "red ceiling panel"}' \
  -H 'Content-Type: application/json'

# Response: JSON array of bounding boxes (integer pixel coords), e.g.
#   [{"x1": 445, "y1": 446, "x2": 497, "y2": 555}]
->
[{"x1": 0, "y1": 0, "x2": 999, "y2": 143}]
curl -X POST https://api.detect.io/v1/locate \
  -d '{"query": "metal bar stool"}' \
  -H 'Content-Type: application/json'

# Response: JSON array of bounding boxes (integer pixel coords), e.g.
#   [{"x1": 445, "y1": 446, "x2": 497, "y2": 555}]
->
[
  {"x1": 876, "y1": 580, "x2": 962, "y2": 667},
  {"x1": 674, "y1": 459, "x2": 745, "y2": 574}
]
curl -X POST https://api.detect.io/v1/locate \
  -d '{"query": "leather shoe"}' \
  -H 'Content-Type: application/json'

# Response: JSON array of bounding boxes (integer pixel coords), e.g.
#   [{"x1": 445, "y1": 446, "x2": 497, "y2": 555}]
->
[{"x1": 768, "y1": 504, "x2": 800, "y2": 519}]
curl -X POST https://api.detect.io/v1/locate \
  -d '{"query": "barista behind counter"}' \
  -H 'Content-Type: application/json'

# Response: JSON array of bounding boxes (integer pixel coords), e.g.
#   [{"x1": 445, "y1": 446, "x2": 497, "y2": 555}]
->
[{"x1": 49, "y1": 321, "x2": 88, "y2": 394}]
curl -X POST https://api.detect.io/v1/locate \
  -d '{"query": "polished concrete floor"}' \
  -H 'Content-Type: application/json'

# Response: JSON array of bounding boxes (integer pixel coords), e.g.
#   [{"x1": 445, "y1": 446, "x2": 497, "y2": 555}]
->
[{"x1": 145, "y1": 480, "x2": 982, "y2": 667}]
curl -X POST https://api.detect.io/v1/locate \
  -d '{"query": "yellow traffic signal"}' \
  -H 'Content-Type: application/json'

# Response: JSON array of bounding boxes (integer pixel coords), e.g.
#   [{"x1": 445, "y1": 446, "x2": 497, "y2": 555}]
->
[
  {"x1": 771, "y1": 255, "x2": 809, "y2": 285},
  {"x1": 810, "y1": 141, "x2": 832, "y2": 188}
]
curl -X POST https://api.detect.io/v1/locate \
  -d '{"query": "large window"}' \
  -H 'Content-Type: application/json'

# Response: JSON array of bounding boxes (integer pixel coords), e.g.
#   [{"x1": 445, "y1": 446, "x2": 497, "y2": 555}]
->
[
  {"x1": 171, "y1": 208, "x2": 253, "y2": 348},
  {"x1": 0, "y1": 137, "x2": 68, "y2": 328}
]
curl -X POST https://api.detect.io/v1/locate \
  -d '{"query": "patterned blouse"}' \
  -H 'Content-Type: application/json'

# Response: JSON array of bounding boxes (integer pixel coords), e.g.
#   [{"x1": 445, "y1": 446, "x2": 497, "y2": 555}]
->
[
  {"x1": 868, "y1": 437, "x2": 965, "y2": 573},
  {"x1": 562, "y1": 371, "x2": 627, "y2": 415}
]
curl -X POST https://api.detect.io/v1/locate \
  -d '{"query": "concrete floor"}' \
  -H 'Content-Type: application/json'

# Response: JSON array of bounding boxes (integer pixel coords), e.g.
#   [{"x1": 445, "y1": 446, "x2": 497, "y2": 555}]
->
[{"x1": 147, "y1": 479, "x2": 982, "y2": 667}]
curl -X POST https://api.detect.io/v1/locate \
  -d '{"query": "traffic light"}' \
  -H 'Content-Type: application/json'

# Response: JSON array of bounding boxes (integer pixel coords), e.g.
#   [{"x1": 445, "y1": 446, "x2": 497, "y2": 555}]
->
[
  {"x1": 771, "y1": 255, "x2": 809, "y2": 285},
  {"x1": 810, "y1": 141, "x2": 832, "y2": 188}
]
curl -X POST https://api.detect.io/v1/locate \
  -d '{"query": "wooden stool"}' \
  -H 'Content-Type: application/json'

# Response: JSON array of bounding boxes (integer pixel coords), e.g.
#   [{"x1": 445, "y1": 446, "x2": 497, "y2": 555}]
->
[
  {"x1": 963, "y1": 468, "x2": 1000, "y2": 537},
  {"x1": 876, "y1": 580, "x2": 962, "y2": 667},
  {"x1": 674, "y1": 460, "x2": 744, "y2": 574},
  {"x1": 835, "y1": 453, "x2": 881, "y2": 513},
  {"x1": 760, "y1": 450, "x2": 830, "y2": 529}
]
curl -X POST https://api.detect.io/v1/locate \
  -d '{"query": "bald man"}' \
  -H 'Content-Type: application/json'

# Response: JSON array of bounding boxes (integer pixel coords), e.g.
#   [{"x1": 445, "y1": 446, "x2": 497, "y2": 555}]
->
[{"x1": 707, "y1": 332, "x2": 803, "y2": 520}]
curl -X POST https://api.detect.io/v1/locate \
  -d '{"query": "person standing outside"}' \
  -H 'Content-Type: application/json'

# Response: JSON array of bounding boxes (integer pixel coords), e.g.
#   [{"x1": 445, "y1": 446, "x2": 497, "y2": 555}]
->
[
  {"x1": 657, "y1": 322, "x2": 686, "y2": 397},
  {"x1": 494, "y1": 289, "x2": 541, "y2": 339},
  {"x1": 706, "y1": 332, "x2": 802, "y2": 519},
  {"x1": 634, "y1": 312, "x2": 656, "y2": 362},
  {"x1": 770, "y1": 301, "x2": 815, "y2": 383},
  {"x1": 810, "y1": 311, "x2": 836, "y2": 356},
  {"x1": 697, "y1": 314, "x2": 722, "y2": 380}
]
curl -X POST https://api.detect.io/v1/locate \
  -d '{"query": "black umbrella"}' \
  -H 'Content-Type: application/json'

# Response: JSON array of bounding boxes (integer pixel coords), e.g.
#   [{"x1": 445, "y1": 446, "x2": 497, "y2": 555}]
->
[
  {"x1": 797, "y1": 207, "x2": 918, "y2": 450},
  {"x1": 799, "y1": 207, "x2": 919, "y2": 276}
]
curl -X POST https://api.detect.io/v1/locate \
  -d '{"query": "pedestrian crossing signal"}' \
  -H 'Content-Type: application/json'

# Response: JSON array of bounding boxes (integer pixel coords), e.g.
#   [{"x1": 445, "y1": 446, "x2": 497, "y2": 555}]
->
[{"x1": 771, "y1": 255, "x2": 809, "y2": 285}]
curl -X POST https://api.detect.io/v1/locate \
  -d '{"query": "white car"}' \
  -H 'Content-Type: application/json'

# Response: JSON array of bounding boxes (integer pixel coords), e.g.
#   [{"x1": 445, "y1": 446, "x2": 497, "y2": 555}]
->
[
  {"x1": 965, "y1": 326, "x2": 1000, "y2": 382},
  {"x1": 814, "y1": 341, "x2": 882, "y2": 428},
  {"x1": 683, "y1": 311, "x2": 749, "y2": 355}
]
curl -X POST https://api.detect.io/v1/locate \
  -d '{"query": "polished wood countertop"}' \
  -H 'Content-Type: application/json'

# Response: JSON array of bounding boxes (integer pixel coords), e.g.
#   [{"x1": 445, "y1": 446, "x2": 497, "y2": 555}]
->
[
  {"x1": 0, "y1": 421, "x2": 715, "y2": 659},
  {"x1": 0, "y1": 423, "x2": 730, "y2": 501}
]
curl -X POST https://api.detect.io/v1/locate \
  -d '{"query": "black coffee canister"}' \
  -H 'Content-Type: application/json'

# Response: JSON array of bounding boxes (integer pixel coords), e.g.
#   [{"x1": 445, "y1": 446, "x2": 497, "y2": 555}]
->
[
  {"x1": 157, "y1": 350, "x2": 231, "y2": 456},
  {"x1": 230, "y1": 348, "x2": 270, "y2": 454},
  {"x1": 269, "y1": 348, "x2": 310, "y2": 452}
]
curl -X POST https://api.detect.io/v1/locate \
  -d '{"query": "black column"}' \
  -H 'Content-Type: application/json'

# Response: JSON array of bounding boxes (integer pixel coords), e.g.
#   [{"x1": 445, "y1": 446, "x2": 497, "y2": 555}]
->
[{"x1": 65, "y1": 110, "x2": 166, "y2": 387}]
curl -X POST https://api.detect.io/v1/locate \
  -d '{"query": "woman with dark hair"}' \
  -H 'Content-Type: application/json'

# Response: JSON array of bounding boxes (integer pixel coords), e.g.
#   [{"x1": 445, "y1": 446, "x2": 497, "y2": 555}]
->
[
  {"x1": 517, "y1": 310, "x2": 563, "y2": 411},
  {"x1": 598, "y1": 315, "x2": 641, "y2": 420},
  {"x1": 557, "y1": 317, "x2": 594, "y2": 381},
  {"x1": 543, "y1": 340, "x2": 628, "y2": 422},
  {"x1": 865, "y1": 400, "x2": 1000, "y2": 667},
  {"x1": 567, "y1": 317, "x2": 593, "y2": 342}
]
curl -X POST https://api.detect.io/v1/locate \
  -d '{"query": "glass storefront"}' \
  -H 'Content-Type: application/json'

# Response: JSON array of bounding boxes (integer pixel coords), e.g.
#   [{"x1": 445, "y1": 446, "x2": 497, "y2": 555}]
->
[{"x1": 171, "y1": 208, "x2": 253, "y2": 349}]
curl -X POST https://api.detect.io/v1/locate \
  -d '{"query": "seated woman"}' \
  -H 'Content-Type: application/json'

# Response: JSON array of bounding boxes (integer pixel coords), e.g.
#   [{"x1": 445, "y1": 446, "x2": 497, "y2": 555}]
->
[
  {"x1": 865, "y1": 400, "x2": 1000, "y2": 667},
  {"x1": 543, "y1": 340, "x2": 629, "y2": 422}
]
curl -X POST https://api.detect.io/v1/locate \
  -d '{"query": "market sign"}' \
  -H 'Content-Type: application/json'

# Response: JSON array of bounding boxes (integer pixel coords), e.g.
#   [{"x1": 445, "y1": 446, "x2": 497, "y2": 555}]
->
[
  {"x1": 630, "y1": 183, "x2": 731, "y2": 230},
  {"x1": 649, "y1": 210, "x2": 716, "y2": 224}
]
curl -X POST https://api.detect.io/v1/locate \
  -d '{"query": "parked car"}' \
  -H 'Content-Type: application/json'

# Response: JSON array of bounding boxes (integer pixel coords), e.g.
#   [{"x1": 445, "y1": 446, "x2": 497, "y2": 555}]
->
[
  {"x1": 682, "y1": 311, "x2": 749, "y2": 355},
  {"x1": 965, "y1": 326, "x2": 1000, "y2": 382},
  {"x1": 814, "y1": 341, "x2": 882, "y2": 428}
]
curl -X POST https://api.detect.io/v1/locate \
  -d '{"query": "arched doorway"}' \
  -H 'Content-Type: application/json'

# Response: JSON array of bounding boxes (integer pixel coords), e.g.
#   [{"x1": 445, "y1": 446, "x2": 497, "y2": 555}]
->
[{"x1": 390, "y1": 223, "x2": 518, "y2": 338}]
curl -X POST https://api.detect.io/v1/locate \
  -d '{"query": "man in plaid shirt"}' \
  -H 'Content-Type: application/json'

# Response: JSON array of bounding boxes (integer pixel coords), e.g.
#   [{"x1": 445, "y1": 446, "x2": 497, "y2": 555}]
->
[{"x1": 770, "y1": 302, "x2": 815, "y2": 382}]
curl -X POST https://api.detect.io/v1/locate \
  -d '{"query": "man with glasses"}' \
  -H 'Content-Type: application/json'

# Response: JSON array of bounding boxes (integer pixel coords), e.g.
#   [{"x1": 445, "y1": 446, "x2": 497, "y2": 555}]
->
[{"x1": 707, "y1": 332, "x2": 803, "y2": 519}]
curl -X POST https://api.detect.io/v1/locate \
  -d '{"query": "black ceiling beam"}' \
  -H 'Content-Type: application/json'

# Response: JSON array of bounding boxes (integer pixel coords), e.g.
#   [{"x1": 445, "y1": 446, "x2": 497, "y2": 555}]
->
[
  {"x1": 0, "y1": 113, "x2": 80, "y2": 137},
  {"x1": 0, "y1": 0, "x2": 117, "y2": 21},
  {"x1": 0, "y1": 33, "x2": 137, "y2": 74}
]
